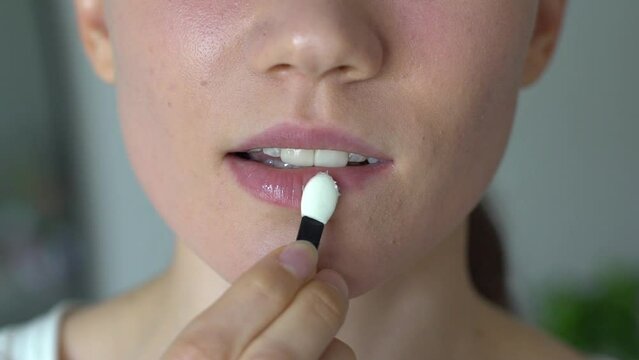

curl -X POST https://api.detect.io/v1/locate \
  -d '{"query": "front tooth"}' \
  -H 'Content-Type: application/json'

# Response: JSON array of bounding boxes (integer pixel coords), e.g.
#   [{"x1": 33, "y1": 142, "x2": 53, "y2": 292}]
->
[
  {"x1": 348, "y1": 153, "x2": 367, "y2": 162},
  {"x1": 262, "y1": 148, "x2": 281, "y2": 157},
  {"x1": 315, "y1": 150, "x2": 349, "y2": 167},
  {"x1": 280, "y1": 149, "x2": 315, "y2": 167}
]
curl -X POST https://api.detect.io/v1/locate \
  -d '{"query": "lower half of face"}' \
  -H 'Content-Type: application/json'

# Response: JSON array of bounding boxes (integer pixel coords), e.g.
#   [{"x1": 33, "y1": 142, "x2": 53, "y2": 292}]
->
[{"x1": 107, "y1": 0, "x2": 537, "y2": 297}]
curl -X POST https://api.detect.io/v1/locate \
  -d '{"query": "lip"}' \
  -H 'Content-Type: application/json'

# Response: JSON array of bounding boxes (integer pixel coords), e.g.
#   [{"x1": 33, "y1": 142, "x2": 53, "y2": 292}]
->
[{"x1": 225, "y1": 123, "x2": 393, "y2": 209}]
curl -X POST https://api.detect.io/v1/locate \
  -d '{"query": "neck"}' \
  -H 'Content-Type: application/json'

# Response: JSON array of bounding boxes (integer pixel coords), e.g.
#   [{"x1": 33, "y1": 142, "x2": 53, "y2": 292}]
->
[
  {"x1": 112, "y1": 217, "x2": 483, "y2": 359},
  {"x1": 337, "y1": 219, "x2": 483, "y2": 359}
]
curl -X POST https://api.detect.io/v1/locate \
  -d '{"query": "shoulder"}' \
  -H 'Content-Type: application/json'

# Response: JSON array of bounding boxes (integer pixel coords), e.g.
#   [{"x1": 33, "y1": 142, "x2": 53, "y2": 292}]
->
[
  {"x1": 475, "y1": 299, "x2": 588, "y2": 360},
  {"x1": 0, "y1": 301, "x2": 76, "y2": 360}
]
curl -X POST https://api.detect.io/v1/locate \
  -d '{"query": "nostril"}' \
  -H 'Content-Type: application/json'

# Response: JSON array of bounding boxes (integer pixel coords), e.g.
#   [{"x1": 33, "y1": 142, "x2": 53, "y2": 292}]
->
[
  {"x1": 271, "y1": 63, "x2": 351, "y2": 80},
  {"x1": 333, "y1": 65, "x2": 362, "y2": 82},
  {"x1": 271, "y1": 63, "x2": 293, "y2": 73}
]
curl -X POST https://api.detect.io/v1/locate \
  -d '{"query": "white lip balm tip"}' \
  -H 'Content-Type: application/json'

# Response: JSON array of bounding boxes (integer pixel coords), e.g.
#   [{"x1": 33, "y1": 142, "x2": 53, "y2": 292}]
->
[{"x1": 300, "y1": 172, "x2": 340, "y2": 225}]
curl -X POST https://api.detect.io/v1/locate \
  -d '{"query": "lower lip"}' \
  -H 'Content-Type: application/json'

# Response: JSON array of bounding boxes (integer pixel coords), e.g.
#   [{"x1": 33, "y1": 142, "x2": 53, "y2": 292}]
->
[{"x1": 225, "y1": 155, "x2": 392, "y2": 209}]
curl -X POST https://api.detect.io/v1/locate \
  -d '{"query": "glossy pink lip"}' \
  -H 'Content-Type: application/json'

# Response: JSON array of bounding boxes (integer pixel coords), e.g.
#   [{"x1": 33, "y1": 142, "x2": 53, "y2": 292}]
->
[{"x1": 225, "y1": 123, "x2": 393, "y2": 209}]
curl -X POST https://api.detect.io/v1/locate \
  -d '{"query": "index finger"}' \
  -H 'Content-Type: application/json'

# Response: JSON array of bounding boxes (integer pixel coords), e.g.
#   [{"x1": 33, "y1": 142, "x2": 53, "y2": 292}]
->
[{"x1": 166, "y1": 240, "x2": 318, "y2": 359}]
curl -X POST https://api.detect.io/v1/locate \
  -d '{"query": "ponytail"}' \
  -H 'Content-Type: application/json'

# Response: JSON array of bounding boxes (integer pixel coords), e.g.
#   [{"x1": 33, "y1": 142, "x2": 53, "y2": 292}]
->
[{"x1": 467, "y1": 202, "x2": 510, "y2": 309}]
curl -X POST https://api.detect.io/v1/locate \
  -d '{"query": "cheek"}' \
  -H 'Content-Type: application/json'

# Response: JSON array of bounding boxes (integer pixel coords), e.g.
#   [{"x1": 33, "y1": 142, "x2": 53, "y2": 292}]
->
[
  {"x1": 408, "y1": 3, "x2": 533, "y2": 162},
  {"x1": 109, "y1": 0, "x2": 247, "y2": 108},
  {"x1": 108, "y1": 0, "x2": 246, "y2": 185},
  {"x1": 366, "y1": 1, "x2": 536, "y2": 272},
  {"x1": 426, "y1": 2, "x2": 534, "y2": 189},
  {"x1": 107, "y1": 0, "x2": 256, "y2": 271}
]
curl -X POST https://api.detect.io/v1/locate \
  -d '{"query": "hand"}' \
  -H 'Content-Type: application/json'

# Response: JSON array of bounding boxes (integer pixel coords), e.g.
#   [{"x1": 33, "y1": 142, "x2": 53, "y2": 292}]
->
[{"x1": 162, "y1": 240, "x2": 355, "y2": 360}]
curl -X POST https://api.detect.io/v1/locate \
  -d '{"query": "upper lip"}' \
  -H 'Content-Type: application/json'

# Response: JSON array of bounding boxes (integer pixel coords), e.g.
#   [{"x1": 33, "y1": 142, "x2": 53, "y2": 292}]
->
[{"x1": 229, "y1": 123, "x2": 391, "y2": 160}]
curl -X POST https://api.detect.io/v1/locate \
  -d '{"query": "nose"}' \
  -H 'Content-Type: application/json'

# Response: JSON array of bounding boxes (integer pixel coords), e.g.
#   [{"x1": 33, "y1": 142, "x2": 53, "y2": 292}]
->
[{"x1": 245, "y1": 0, "x2": 384, "y2": 85}]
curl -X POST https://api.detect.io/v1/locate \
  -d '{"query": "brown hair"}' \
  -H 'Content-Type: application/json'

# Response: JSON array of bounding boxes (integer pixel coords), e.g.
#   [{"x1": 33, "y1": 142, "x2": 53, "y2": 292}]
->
[{"x1": 467, "y1": 202, "x2": 510, "y2": 309}]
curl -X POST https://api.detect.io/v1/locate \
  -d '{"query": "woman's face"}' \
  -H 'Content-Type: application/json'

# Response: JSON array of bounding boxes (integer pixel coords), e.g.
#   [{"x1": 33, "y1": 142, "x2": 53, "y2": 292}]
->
[{"x1": 101, "y1": 0, "x2": 539, "y2": 297}]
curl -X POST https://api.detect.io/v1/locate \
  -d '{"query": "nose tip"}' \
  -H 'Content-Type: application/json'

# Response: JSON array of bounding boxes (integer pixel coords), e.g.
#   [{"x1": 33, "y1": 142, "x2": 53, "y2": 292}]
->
[{"x1": 246, "y1": 1, "x2": 384, "y2": 84}]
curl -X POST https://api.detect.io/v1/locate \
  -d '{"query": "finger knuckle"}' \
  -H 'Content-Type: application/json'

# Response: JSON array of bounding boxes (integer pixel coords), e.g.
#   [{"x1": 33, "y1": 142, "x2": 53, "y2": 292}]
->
[
  {"x1": 243, "y1": 271, "x2": 290, "y2": 307},
  {"x1": 164, "y1": 338, "x2": 223, "y2": 360},
  {"x1": 244, "y1": 346, "x2": 296, "y2": 360},
  {"x1": 306, "y1": 284, "x2": 346, "y2": 328},
  {"x1": 164, "y1": 330, "x2": 234, "y2": 360}
]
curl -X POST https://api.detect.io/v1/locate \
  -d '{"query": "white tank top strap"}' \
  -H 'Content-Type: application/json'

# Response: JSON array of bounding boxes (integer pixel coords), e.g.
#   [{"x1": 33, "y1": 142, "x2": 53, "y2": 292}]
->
[{"x1": 0, "y1": 301, "x2": 76, "y2": 360}]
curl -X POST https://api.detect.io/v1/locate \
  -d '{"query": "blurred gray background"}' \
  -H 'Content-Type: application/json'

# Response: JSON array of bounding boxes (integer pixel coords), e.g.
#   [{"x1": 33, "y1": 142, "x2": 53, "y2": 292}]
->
[{"x1": 1, "y1": 0, "x2": 637, "y2": 326}]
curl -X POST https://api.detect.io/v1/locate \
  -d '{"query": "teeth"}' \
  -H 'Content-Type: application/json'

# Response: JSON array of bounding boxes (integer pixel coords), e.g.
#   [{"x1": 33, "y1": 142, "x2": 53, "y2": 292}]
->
[
  {"x1": 348, "y1": 153, "x2": 367, "y2": 163},
  {"x1": 262, "y1": 148, "x2": 281, "y2": 157},
  {"x1": 247, "y1": 147, "x2": 374, "y2": 168},
  {"x1": 314, "y1": 150, "x2": 349, "y2": 168},
  {"x1": 280, "y1": 149, "x2": 315, "y2": 167}
]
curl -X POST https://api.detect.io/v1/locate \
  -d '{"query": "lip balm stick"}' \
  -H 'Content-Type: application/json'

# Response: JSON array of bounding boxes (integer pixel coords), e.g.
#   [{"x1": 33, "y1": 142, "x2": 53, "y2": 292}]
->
[{"x1": 296, "y1": 172, "x2": 340, "y2": 248}]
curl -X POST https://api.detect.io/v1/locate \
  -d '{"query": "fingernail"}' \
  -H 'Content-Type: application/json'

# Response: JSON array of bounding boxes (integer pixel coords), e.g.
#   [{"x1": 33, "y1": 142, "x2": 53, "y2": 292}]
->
[
  {"x1": 278, "y1": 240, "x2": 318, "y2": 279},
  {"x1": 315, "y1": 269, "x2": 349, "y2": 298}
]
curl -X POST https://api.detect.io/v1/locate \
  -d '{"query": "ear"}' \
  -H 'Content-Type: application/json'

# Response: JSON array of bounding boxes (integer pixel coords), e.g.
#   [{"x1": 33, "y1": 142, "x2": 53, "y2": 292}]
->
[
  {"x1": 74, "y1": 0, "x2": 115, "y2": 83},
  {"x1": 521, "y1": 0, "x2": 567, "y2": 87}
]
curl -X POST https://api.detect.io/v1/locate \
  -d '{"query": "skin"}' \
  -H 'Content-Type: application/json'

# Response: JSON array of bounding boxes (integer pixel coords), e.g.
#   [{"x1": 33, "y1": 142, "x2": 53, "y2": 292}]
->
[{"x1": 62, "y1": 0, "x2": 582, "y2": 359}]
